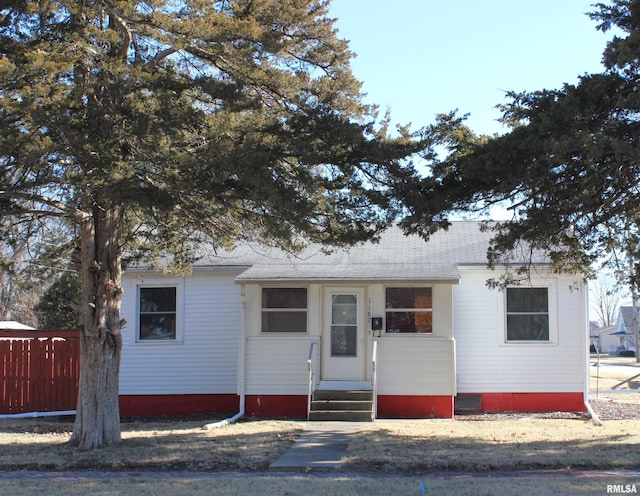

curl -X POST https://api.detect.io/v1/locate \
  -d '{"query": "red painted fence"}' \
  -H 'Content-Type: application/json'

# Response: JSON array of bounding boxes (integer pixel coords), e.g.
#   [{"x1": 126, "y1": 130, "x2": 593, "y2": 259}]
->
[{"x1": 0, "y1": 331, "x2": 80, "y2": 414}]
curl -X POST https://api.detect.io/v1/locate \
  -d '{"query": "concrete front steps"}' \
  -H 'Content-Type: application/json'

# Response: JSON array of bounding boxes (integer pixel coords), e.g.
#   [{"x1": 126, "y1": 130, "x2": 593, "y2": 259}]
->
[{"x1": 309, "y1": 389, "x2": 374, "y2": 422}]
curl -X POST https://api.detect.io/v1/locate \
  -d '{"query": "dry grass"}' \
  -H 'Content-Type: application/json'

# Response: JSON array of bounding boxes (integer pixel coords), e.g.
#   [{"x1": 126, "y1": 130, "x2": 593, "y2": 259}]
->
[
  {"x1": 0, "y1": 418, "x2": 304, "y2": 472},
  {"x1": 1, "y1": 473, "x2": 635, "y2": 496},
  {"x1": 0, "y1": 398, "x2": 639, "y2": 494},
  {"x1": 0, "y1": 414, "x2": 639, "y2": 475},
  {"x1": 344, "y1": 418, "x2": 640, "y2": 474},
  {"x1": 591, "y1": 354, "x2": 640, "y2": 393}
]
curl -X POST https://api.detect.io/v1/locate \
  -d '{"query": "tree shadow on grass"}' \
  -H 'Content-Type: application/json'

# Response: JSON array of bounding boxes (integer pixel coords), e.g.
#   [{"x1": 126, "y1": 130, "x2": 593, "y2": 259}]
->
[
  {"x1": 0, "y1": 418, "x2": 304, "y2": 472},
  {"x1": 344, "y1": 424, "x2": 640, "y2": 474}
]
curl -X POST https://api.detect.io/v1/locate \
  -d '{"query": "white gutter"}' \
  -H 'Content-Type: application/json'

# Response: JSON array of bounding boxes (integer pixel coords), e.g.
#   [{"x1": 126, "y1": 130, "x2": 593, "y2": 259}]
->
[
  {"x1": 203, "y1": 399, "x2": 245, "y2": 430},
  {"x1": 0, "y1": 410, "x2": 76, "y2": 419},
  {"x1": 584, "y1": 398, "x2": 602, "y2": 425},
  {"x1": 583, "y1": 279, "x2": 603, "y2": 426},
  {"x1": 204, "y1": 286, "x2": 247, "y2": 430}
]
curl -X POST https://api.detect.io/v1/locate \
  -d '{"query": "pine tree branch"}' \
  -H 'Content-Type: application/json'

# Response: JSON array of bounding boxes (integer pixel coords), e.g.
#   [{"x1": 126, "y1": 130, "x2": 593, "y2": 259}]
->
[
  {"x1": 103, "y1": 1, "x2": 131, "y2": 60},
  {"x1": 145, "y1": 47, "x2": 178, "y2": 68},
  {"x1": 0, "y1": 191, "x2": 84, "y2": 221}
]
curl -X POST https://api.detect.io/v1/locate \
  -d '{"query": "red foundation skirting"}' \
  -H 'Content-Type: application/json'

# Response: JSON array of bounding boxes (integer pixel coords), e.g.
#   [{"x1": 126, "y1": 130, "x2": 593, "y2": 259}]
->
[
  {"x1": 376, "y1": 395, "x2": 454, "y2": 419},
  {"x1": 245, "y1": 395, "x2": 307, "y2": 419},
  {"x1": 480, "y1": 392, "x2": 586, "y2": 413},
  {"x1": 118, "y1": 391, "x2": 586, "y2": 419},
  {"x1": 119, "y1": 394, "x2": 239, "y2": 417}
]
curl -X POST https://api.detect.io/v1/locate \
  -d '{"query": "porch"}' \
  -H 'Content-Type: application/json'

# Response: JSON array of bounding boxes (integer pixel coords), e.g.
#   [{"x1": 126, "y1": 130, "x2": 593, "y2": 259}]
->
[{"x1": 244, "y1": 335, "x2": 457, "y2": 420}]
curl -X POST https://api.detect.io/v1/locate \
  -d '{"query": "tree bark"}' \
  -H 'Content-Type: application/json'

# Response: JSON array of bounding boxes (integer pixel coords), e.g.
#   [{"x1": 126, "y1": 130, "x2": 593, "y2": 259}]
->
[{"x1": 69, "y1": 200, "x2": 124, "y2": 450}]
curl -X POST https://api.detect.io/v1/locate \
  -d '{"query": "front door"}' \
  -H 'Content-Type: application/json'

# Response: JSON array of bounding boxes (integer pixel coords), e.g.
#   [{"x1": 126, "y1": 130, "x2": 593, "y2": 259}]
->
[{"x1": 322, "y1": 287, "x2": 366, "y2": 381}]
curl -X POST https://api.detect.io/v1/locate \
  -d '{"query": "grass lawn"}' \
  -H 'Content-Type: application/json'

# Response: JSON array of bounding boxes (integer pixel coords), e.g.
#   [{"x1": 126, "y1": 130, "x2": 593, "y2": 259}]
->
[
  {"x1": 591, "y1": 354, "x2": 640, "y2": 394},
  {"x1": 1, "y1": 472, "x2": 638, "y2": 496},
  {"x1": 0, "y1": 408, "x2": 638, "y2": 474}
]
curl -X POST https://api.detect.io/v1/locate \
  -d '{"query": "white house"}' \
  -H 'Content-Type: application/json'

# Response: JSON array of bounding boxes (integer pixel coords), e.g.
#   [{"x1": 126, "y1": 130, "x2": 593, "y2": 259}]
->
[
  {"x1": 119, "y1": 222, "x2": 589, "y2": 419},
  {"x1": 609, "y1": 306, "x2": 638, "y2": 355},
  {"x1": 590, "y1": 324, "x2": 617, "y2": 354}
]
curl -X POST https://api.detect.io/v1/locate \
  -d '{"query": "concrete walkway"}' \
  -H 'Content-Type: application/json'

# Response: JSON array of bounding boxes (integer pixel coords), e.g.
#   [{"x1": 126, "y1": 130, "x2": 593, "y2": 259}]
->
[{"x1": 268, "y1": 422, "x2": 364, "y2": 472}]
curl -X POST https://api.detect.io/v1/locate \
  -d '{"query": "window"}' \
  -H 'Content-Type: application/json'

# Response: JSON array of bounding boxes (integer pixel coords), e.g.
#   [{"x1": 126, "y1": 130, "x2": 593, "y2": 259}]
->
[
  {"x1": 139, "y1": 287, "x2": 177, "y2": 340},
  {"x1": 506, "y1": 287, "x2": 549, "y2": 341},
  {"x1": 262, "y1": 288, "x2": 307, "y2": 333},
  {"x1": 330, "y1": 294, "x2": 358, "y2": 356},
  {"x1": 385, "y1": 287, "x2": 432, "y2": 333}
]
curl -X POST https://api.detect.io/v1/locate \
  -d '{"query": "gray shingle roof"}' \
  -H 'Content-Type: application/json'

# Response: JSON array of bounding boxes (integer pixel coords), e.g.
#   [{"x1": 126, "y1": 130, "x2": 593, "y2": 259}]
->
[
  {"x1": 619, "y1": 306, "x2": 639, "y2": 331},
  {"x1": 235, "y1": 262, "x2": 460, "y2": 283},
  {"x1": 176, "y1": 221, "x2": 549, "y2": 283}
]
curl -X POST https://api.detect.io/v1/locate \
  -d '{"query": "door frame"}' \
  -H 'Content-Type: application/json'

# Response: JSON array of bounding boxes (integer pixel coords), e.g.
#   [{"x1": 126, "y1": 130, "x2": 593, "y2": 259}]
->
[{"x1": 321, "y1": 287, "x2": 367, "y2": 381}]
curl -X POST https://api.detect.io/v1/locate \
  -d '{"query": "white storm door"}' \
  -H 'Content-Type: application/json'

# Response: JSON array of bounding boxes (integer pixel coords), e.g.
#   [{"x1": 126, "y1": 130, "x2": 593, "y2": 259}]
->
[{"x1": 322, "y1": 288, "x2": 365, "y2": 381}]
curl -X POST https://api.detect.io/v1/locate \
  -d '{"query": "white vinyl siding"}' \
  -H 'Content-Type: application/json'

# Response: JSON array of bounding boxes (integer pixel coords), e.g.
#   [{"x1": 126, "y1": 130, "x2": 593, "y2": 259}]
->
[
  {"x1": 120, "y1": 271, "x2": 242, "y2": 395},
  {"x1": 454, "y1": 269, "x2": 586, "y2": 394},
  {"x1": 242, "y1": 283, "x2": 457, "y2": 396},
  {"x1": 245, "y1": 336, "x2": 320, "y2": 395},
  {"x1": 119, "y1": 265, "x2": 585, "y2": 401},
  {"x1": 375, "y1": 337, "x2": 456, "y2": 395}
]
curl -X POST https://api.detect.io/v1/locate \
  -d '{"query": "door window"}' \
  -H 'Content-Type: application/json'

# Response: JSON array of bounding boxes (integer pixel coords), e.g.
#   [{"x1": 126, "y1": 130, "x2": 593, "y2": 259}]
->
[{"x1": 330, "y1": 294, "x2": 357, "y2": 356}]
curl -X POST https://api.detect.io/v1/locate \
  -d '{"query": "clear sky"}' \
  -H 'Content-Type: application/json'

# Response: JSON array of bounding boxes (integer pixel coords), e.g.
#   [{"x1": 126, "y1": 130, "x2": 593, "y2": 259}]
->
[{"x1": 329, "y1": 0, "x2": 613, "y2": 136}]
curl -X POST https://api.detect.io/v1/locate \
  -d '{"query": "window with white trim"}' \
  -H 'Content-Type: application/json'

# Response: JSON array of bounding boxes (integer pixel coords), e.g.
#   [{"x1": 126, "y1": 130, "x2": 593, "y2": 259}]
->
[
  {"x1": 506, "y1": 287, "x2": 549, "y2": 342},
  {"x1": 385, "y1": 287, "x2": 432, "y2": 333},
  {"x1": 262, "y1": 288, "x2": 307, "y2": 333},
  {"x1": 138, "y1": 287, "x2": 177, "y2": 340}
]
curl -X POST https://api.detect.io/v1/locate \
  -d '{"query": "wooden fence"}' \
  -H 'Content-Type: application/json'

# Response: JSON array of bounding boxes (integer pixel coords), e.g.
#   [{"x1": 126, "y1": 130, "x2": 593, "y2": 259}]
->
[{"x1": 0, "y1": 331, "x2": 80, "y2": 414}]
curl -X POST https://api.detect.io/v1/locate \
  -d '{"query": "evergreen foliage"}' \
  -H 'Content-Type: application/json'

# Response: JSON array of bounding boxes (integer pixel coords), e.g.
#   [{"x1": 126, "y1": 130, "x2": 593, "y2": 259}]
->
[
  {"x1": 0, "y1": 0, "x2": 424, "y2": 449},
  {"x1": 35, "y1": 270, "x2": 81, "y2": 330},
  {"x1": 404, "y1": 0, "x2": 640, "y2": 290}
]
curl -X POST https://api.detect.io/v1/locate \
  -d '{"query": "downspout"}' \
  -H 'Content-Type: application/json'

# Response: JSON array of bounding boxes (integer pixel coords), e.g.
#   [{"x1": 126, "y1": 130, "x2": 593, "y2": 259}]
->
[
  {"x1": 0, "y1": 410, "x2": 76, "y2": 419},
  {"x1": 583, "y1": 278, "x2": 603, "y2": 426},
  {"x1": 204, "y1": 285, "x2": 247, "y2": 430}
]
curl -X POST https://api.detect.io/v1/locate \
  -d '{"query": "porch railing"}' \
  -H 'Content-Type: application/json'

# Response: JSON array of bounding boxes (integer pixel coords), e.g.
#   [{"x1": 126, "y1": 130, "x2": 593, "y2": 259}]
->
[
  {"x1": 372, "y1": 339, "x2": 378, "y2": 421},
  {"x1": 307, "y1": 341, "x2": 316, "y2": 420}
]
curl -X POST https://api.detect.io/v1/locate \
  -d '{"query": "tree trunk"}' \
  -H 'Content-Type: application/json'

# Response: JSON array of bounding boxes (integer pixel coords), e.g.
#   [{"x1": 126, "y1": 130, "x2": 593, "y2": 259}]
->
[{"x1": 69, "y1": 201, "x2": 124, "y2": 450}]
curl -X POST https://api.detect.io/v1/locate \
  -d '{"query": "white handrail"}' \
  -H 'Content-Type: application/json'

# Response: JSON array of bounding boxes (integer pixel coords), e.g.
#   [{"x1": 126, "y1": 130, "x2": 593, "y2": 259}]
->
[
  {"x1": 307, "y1": 341, "x2": 316, "y2": 420},
  {"x1": 372, "y1": 340, "x2": 378, "y2": 421}
]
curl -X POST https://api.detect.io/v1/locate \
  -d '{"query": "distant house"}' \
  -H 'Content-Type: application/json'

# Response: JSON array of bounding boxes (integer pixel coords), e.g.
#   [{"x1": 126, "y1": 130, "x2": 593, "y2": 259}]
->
[
  {"x1": 590, "y1": 324, "x2": 617, "y2": 354},
  {"x1": 118, "y1": 222, "x2": 589, "y2": 419},
  {"x1": 0, "y1": 321, "x2": 36, "y2": 331},
  {"x1": 610, "y1": 306, "x2": 638, "y2": 355}
]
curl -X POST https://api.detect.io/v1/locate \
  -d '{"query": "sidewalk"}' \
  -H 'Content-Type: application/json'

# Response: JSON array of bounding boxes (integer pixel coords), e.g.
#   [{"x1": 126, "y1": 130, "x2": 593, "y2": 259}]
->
[{"x1": 268, "y1": 421, "x2": 364, "y2": 472}]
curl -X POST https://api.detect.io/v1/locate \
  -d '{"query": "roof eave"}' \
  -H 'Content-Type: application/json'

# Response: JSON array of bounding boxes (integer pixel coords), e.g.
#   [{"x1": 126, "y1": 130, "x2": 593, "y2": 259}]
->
[{"x1": 234, "y1": 276, "x2": 460, "y2": 285}]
